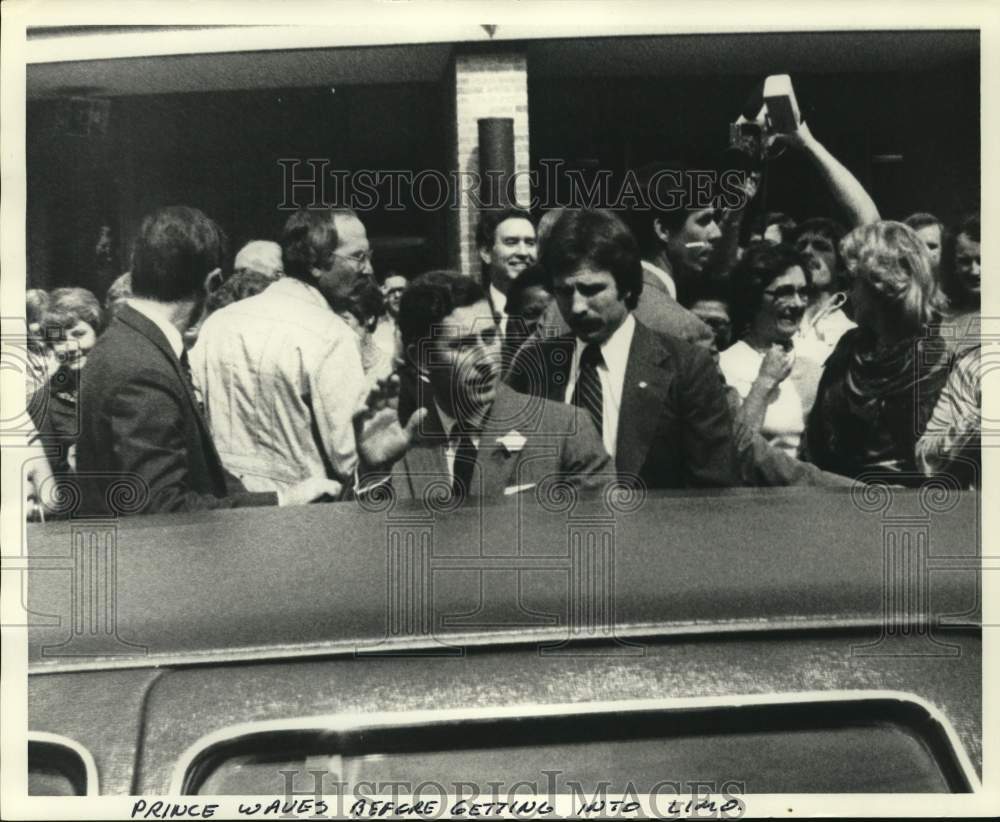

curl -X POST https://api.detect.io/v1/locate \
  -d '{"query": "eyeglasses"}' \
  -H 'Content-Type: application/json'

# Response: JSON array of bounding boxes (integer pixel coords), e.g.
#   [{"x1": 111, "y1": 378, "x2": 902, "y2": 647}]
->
[
  {"x1": 333, "y1": 249, "x2": 374, "y2": 267},
  {"x1": 763, "y1": 285, "x2": 812, "y2": 302}
]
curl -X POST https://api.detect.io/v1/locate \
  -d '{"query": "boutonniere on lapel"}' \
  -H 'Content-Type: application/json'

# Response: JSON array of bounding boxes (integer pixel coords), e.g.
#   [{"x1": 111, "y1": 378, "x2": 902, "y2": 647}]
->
[{"x1": 496, "y1": 431, "x2": 527, "y2": 455}]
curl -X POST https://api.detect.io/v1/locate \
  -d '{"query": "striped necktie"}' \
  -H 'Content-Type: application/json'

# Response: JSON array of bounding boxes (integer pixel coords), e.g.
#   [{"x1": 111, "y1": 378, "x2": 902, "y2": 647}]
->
[{"x1": 571, "y1": 343, "x2": 604, "y2": 436}]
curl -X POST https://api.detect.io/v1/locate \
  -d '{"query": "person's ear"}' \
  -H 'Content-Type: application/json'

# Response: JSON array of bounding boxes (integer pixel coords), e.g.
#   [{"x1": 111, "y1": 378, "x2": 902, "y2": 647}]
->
[
  {"x1": 204, "y1": 268, "x2": 223, "y2": 294},
  {"x1": 653, "y1": 217, "x2": 671, "y2": 245},
  {"x1": 478, "y1": 245, "x2": 492, "y2": 267}
]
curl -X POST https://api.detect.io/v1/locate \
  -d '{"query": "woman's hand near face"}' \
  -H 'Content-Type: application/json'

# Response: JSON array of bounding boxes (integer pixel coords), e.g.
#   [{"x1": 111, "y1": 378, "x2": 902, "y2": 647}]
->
[{"x1": 758, "y1": 343, "x2": 795, "y2": 388}]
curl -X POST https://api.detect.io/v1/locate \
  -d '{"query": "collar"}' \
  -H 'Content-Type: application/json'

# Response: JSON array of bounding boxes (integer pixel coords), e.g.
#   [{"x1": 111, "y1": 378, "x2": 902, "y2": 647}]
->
[
  {"x1": 126, "y1": 298, "x2": 186, "y2": 359},
  {"x1": 641, "y1": 259, "x2": 677, "y2": 300},
  {"x1": 433, "y1": 400, "x2": 483, "y2": 448},
  {"x1": 489, "y1": 283, "x2": 508, "y2": 317},
  {"x1": 573, "y1": 312, "x2": 636, "y2": 374},
  {"x1": 271, "y1": 275, "x2": 330, "y2": 308}
]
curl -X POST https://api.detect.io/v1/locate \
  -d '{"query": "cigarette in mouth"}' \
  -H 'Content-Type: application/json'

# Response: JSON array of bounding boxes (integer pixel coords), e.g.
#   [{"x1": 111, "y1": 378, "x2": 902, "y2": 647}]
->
[{"x1": 685, "y1": 241, "x2": 711, "y2": 249}]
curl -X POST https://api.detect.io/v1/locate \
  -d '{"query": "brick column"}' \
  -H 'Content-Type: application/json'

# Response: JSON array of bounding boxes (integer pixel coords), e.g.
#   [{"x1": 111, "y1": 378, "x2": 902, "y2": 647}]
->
[{"x1": 450, "y1": 51, "x2": 530, "y2": 274}]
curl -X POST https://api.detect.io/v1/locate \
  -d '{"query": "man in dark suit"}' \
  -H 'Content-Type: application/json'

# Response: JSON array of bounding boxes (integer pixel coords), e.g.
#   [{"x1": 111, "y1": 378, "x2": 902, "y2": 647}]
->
[
  {"x1": 506, "y1": 208, "x2": 739, "y2": 489},
  {"x1": 476, "y1": 207, "x2": 537, "y2": 338},
  {"x1": 360, "y1": 270, "x2": 611, "y2": 503},
  {"x1": 76, "y1": 206, "x2": 340, "y2": 515},
  {"x1": 623, "y1": 162, "x2": 724, "y2": 350}
]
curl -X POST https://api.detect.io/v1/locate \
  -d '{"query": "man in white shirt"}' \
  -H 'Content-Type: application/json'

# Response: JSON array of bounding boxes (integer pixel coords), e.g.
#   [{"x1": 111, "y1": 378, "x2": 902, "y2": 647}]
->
[
  {"x1": 507, "y1": 208, "x2": 739, "y2": 489},
  {"x1": 476, "y1": 207, "x2": 537, "y2": 337},
  {"x1": 191, "y1": 208, "x2": 375, "y2": 496}
]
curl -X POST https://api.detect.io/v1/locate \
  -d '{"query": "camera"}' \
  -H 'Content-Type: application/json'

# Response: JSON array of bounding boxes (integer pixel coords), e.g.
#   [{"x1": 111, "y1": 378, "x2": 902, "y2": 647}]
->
[{"x1": 726, "y1": 74, "x2": 801, "y2": 169}]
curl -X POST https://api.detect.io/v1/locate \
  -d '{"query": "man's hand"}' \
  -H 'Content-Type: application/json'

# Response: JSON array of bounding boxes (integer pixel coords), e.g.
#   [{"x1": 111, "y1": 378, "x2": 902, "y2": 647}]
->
[
  {"x1": 353, "y1": 375, "x2": 428, "y2": 478},
  {"x1": 279, "y1": 476, "x2": 343, "y2": 506}
]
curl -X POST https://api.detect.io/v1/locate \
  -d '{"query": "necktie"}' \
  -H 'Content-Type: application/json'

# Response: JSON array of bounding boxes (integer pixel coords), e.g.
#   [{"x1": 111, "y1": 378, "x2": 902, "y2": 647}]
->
[
  {"x1": 452, "y1": 432, "x2": 478, "y2": 500},
  {"x1": 572, "y1": 343, "x2": 604, "y2": 435}
]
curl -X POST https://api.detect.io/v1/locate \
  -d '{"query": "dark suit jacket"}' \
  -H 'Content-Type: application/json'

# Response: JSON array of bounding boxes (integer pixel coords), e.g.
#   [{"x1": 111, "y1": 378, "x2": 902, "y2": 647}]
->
[
  {"x1": 506, "y1": 319, "x2": 739, "y2": 489},
  {"x1": 390, "y1": 383, "x2": 612, "y2": 502},
  {"x1": 76, "y1": 304, "x2": 277, "y2": 515},
  {"x1": 634, "y1": 265, "x2": 716, "y2": 350}
]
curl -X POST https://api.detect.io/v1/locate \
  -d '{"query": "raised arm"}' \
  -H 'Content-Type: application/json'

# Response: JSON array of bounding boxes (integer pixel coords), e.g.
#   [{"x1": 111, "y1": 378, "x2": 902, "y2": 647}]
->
[{"x1": 779, "y1": 120, "x2": 880, "y2": 227}]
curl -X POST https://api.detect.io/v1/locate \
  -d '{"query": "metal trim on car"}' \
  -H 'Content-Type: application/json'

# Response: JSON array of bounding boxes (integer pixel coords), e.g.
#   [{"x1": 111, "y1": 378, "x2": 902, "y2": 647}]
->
[
  {"x1": 168, "y1": 689, "x2": 981, "y2": 795},
  {"x1": 27, "y1": 731, "x2": 100, "y2": 796}
]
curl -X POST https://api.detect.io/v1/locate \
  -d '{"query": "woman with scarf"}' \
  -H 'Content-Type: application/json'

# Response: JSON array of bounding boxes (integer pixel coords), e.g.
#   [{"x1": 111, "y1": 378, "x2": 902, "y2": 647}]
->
[{"x1": 804, "y1": 221, "x2": 950, "y2": 486}]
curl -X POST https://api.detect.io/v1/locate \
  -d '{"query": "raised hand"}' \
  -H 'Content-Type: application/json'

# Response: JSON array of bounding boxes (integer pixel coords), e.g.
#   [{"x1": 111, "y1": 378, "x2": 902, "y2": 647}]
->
[{"x1": 353, "y1": 375, "x2": 428, "y2": 475}]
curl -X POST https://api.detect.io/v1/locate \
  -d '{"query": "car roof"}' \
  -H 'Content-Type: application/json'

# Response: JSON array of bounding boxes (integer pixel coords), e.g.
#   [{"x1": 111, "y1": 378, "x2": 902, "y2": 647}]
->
[{"x1": 27, "y1": 487, "x2": 979, "y2": 672}]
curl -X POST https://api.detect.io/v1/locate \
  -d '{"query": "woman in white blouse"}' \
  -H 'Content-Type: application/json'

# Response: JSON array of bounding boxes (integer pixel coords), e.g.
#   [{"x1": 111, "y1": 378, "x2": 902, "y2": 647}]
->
[{"x1": 719, "y1": 242, "x2": 823, "y2": 458}]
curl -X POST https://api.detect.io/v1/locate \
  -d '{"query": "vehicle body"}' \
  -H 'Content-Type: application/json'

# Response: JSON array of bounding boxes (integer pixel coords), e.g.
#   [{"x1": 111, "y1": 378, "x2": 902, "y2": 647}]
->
[{"x1": 25, "y1": 487, "x2": 981, "y2": 798}]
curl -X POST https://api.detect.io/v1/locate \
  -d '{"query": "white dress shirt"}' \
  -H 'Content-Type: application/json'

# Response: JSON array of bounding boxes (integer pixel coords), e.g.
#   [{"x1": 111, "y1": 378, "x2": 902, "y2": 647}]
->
[
  {"x1": 434, "y1": 401, "x2": 481, "y2": 483},
  {"x1": 641, "y1": 260, "x2": 677, "y2": 300},
  {"x1": 490, "y1": 283, "x2": 509, "y2": 336},
  {"x1": 564, "y1": 313, "x2": 636, "y2": 458}
]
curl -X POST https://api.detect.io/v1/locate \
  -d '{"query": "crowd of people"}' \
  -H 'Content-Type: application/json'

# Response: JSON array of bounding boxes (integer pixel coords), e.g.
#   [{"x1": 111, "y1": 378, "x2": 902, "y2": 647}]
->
[{"x1": 23, "y1": 120, "x2": 983, "y2": 519}]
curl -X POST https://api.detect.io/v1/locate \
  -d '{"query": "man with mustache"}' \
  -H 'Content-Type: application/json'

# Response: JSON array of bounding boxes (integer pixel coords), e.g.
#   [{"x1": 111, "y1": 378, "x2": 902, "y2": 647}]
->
[
  {"x1": 506, "y1": 208, "x2": 739, "y2": 490},
  {"x1": 366, "y1": 270, "x2": 611, "y2": 502},
  {"x1": 476, "y1": 207, "x2": 538, "y2": 338}
]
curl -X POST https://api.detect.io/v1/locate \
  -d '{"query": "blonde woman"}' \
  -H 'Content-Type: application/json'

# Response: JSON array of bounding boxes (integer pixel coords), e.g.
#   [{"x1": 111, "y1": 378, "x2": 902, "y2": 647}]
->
[{"x1": 803, "y1": 221, "x2": 950, "y2": 485}]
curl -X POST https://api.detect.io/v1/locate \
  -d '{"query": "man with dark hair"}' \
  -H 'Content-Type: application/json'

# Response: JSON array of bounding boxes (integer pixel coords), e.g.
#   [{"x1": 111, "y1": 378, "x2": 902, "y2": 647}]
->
[
  {"x1": 786, "y1": 216, "x2": 855, "y2": 362},
  {"x1": 904, "y1": 212, "x2": 945, "y2": 279},
  {"x1": 191, "y1": 207, "x2": 374, "y2": 497},
  {"x1": 749, "y1": 211, "x2": 797, "y2": 245},
  {"x1": 941, "y1": 213, "x2": 980, "y2": 314},
  {"x1": 476, "y1": 206, "x2": 537, "y2": 336},
  {"x1": 76, "y1": 206, "x2": 339, "y2": 514},
  {"x1": 502, "y1": 262, "x2": 554, "y2": 368},
  {"x1": 619, "y1": 163, "x2": 721, "y2": 349},
  {"x1": 687, "y1": 281, "x2": 733, "y2": 352},
  {"x1": 381, "y1": 270, "x2": 610, "y2": 502},
  {"x1": 507, "y1": 208, "x2": 739, "y2": 489}
]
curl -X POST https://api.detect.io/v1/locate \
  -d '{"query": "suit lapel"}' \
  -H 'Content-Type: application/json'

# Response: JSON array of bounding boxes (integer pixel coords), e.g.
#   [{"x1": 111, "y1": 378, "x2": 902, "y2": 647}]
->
[
  {"x1": 117, "y1": 304, "x2": 218, "y2": 460},
  {"x1": 397, "y1": 405, "x2": 451, "y2": 501},
  {"x1": 545, "y1": 334, "x2": 575, "y2": 402},
  {"x1": 118, "y1": 305, "x2": 201, "y2": 413},
  {"x1": 642, "y1": 266, "x2": 668, "y2": 296},
  {"x1": 475, "y1": 385, "x2": 532, "y2": 496},
  {"x1": 616, "y1": 322, "x2": 672, "y2": 477}
]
